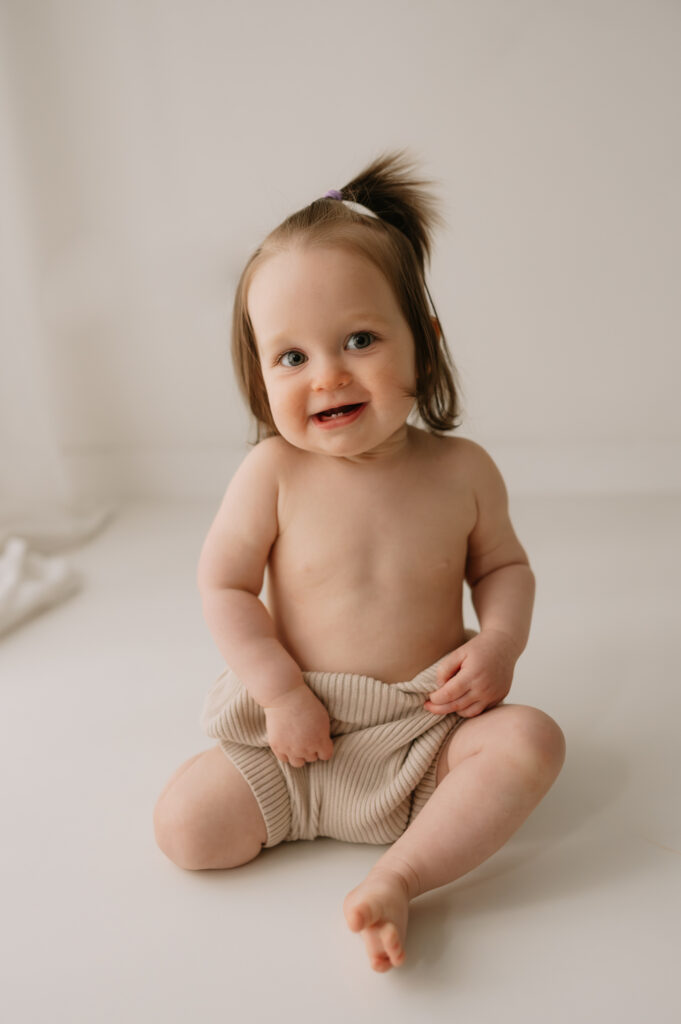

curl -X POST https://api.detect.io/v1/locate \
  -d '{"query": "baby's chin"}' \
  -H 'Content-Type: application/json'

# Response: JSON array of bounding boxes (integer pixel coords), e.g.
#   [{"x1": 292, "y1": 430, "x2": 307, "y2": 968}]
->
[
  {"x1": 274, "y1": 422, "x2": 412, "y2": 462},
  {"x1": 279, "y1": 434, "x2": 369, "y2": 459}
]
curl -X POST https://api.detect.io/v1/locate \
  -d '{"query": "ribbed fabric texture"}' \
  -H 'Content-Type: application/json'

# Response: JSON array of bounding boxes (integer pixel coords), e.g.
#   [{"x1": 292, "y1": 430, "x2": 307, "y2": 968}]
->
[{"x1": 200, "y1": 661, "x2": 463, "y2": 848}]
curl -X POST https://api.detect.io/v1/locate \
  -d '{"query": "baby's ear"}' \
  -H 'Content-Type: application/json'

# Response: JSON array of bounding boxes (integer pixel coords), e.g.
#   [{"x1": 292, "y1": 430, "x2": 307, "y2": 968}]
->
[{"x1": 430, "y1": 316, "x2": 441, "y2": 339}]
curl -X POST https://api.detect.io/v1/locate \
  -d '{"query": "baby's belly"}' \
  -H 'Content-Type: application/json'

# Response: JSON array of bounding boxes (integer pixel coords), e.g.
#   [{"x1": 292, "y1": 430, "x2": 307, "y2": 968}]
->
[{"x1": 267, "y1": 578, "x2": 466, "y2": 685}]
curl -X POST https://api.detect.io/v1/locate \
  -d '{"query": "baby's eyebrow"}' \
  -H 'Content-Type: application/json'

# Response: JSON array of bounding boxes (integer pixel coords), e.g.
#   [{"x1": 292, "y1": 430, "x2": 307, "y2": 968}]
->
[
  {"x1": 258, "y1": 314, "x2": 391, "y2": 355},
  {"x1": 256, "y1": 332, "x2": 296, "y2": 355},
  {"x1": 345, "y1": 312, "x2": 390, "y2": 325}
]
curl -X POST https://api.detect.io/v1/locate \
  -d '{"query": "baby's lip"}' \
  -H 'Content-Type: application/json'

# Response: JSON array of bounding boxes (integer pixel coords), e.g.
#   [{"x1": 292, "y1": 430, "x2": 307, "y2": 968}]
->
[{"x1": 311, "y1": 401, "x2": 366, "y2": 416}]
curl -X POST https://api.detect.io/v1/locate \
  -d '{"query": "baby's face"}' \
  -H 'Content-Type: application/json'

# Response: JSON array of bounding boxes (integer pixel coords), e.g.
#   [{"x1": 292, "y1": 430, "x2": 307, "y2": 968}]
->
[{"x1": 247, "y1": 243, "x2": 417, "y2": 459}]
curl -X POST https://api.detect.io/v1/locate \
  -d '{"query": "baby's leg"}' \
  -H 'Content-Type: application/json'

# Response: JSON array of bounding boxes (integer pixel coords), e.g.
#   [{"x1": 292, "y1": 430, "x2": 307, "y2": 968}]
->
[
  {"x1": 154, "y1": 746, "x2": 267, "y2": 870},
  {"x1": 343, "y1": 705, "x2": 565, "y2": 972}
]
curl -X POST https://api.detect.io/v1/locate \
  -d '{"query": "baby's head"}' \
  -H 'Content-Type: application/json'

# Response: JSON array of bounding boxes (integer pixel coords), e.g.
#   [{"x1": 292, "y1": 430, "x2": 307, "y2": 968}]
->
[{"x1": 232, "y1": 152, "x2": 460, "y2": 450}]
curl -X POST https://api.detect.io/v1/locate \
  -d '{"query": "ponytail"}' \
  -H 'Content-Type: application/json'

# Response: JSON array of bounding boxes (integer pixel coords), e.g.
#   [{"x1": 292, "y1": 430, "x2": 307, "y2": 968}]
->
[{"x1": 337, "y1": 151, "x2": 442, "y2": 272}]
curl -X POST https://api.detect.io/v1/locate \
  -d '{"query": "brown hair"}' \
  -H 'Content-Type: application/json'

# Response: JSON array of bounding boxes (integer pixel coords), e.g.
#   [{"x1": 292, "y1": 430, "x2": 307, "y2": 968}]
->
[{"x1": 231, "y1": 151, "x2": 461, "y2": 441}]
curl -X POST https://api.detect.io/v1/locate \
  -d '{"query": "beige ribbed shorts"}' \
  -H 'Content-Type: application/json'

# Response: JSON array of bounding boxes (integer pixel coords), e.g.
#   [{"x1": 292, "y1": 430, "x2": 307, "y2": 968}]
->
[{"x1": 200, "y1": 660, "x2": 464, "y2": 847}]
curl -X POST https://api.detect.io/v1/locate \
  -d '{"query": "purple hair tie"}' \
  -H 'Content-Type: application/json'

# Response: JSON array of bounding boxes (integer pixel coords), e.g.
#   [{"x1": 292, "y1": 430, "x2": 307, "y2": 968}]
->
[{"x1": 324, "y1": 189, "x2": 343, "y2": 200}]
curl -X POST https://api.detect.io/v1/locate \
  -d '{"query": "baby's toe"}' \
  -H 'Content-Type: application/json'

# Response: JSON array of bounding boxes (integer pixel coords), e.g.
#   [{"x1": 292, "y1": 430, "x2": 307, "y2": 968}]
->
[
  {"x1": 371, "y1": 954, "x2": 393, "y2": 973},
  {"x1": 380, "y1": 922, "x2": 405, "y2": 966},
  {"x1": 361, "y1": 922, "x2": 405, "y2": 972},
  {"x1": 363, "y1": 927, "x2": 393, "y2": 973},
  {"x1": 343, "y1": 891, "x2": 378, "y2": 932}
]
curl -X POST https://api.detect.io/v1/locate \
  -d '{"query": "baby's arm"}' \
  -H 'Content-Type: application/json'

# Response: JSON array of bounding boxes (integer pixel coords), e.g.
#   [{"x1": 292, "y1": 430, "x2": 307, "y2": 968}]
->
[
  {"x1": 198, "y1": 439, "x2": 333, "y2": 766},
  {"x1": 425, "y1": 443, "x2": 535, "y2": 717}
]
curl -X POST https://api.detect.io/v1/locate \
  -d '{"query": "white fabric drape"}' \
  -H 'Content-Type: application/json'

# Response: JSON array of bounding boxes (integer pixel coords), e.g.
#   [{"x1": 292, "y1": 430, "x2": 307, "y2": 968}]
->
[{"x1": 0, "y1": 18, "x2": 111, "y2": 635}]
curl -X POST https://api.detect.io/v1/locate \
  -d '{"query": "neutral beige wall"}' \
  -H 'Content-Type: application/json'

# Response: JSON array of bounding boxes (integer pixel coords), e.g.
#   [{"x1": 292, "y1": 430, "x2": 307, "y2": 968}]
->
[{"x1": 2, "y1": 0, "x2": 679, "y2": 498}]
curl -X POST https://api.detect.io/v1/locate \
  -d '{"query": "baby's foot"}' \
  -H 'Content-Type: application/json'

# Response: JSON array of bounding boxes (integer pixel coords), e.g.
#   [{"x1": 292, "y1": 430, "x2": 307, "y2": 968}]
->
[{"x1": 343, "y1": 866, "x2": 412, "y2": 972}]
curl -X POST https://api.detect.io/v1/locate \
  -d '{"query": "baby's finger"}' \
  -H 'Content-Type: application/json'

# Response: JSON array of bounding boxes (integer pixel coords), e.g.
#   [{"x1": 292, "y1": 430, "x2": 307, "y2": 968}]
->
[
  {"x1": 424, "y1": 701, "x2": 448, "y2": 715},
  {"x1": 436, "y1": 652, "x2": 465, "y2": 685},
  {"x1": 424, "y1": 695, "x2": 468, "y2": 715},
  {"x1": 428, "y1": 677, "x2": 471, "y2": 704}
]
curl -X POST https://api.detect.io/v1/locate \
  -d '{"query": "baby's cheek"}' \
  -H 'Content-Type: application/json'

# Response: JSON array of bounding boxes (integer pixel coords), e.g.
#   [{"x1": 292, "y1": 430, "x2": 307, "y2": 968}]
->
[{"x1": 264, "y1": 393, "x2": 292, "y2": 431}]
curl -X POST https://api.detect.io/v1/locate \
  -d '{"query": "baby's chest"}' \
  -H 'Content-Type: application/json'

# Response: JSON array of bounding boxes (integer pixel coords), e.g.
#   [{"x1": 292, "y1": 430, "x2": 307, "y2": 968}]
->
[{"x1": 274, "y1": 481, "x2": 475, "y2": 588}]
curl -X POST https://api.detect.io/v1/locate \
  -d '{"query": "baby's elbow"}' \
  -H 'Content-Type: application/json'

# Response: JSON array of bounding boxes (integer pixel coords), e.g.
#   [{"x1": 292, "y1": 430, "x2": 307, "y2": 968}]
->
[
  {"x1": 196, "y1": 561, "x2": 206, "y2": 594},
  {"x1": 196, "y1": 560, "x2": 217, "y2": 596},
  {"x1": 196, "y1": 547, "x2": 244, "y2": 596},
  {"x1": 509, "y1": 559, "x2": 535, "y2": 594},
  {"x1": 197, "y1": 569, "x2": 262, "y2": 601},
  {"x1": 468, "y1": 558, "x2": 534, "y2": 590},
  {"x1": 196, "y1": 535, "x2": 217, "y2": 593},
  {"x1": 508, "y1": 545, "x2": 534, "y2": 587},
  {"x1": 525, "y1": 563, "x2": 537, "y2": 598},
  {"x1": 196, "y1": 559, "x2": 229, "y2": 599}
]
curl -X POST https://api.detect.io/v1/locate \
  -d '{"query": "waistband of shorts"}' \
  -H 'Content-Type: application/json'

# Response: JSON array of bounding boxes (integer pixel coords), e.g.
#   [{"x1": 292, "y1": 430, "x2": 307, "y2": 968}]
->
[{"x1": 299, "y1": 660, "x2": 441, "y2": 727}]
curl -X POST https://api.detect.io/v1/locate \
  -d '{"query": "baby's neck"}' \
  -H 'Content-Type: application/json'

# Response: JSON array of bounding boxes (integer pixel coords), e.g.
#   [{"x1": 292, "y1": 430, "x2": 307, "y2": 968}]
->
[{"x1": 339, "y1": 424, "x2": 415, "y2": 466}]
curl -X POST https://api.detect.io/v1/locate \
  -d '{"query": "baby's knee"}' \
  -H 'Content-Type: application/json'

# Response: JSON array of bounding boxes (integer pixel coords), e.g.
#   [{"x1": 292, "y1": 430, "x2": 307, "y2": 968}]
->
[
  {"x1": 153, "y1": 792, "x2": 203, "y2": 870},
  {"x1": 153, "y1": 772, "x2": 223, "y2": 870},
  {"x1": 152, "y1": 760, "x2": 264, "y2": 871},
  {"x1": 503, "y1": 706, "x2": 566, "y2": 780}
]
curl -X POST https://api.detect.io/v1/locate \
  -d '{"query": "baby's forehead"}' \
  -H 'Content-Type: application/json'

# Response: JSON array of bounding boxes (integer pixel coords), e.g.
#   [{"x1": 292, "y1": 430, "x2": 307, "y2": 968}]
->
[
  {"x1": 253, "y1": 239, "x2": 384, "y2": 280},
  {"x1": 248, "y1": 243, "x2": 395, "y2": 312}
]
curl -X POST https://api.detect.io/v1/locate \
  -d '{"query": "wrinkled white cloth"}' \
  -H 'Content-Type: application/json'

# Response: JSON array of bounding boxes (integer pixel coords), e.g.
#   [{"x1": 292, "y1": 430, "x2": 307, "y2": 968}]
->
[{"x1": 0, "y1": 537, "x2": 81, "y2": 637}]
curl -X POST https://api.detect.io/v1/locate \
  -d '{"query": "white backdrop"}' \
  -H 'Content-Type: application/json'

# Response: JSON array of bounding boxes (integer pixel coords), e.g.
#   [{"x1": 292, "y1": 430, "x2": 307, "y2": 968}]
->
[{"x1": 1, "y1": 0, "x2": 680, "y2": 512}]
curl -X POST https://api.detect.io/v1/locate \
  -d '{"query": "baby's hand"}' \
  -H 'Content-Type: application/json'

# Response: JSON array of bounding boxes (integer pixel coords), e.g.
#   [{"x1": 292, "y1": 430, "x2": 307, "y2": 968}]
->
[
  {"x1": 424, "y1": 630, "x2": 519, "y2": 718},
  {"x1": 263, "y1": 684, "x2": 334, "y2": 767}
]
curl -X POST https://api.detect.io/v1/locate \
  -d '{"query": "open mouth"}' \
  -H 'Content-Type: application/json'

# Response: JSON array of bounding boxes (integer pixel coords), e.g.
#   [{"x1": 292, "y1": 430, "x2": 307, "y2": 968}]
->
[{"x1": 312, "y1": 402, "x2": 366, "y2": 427}]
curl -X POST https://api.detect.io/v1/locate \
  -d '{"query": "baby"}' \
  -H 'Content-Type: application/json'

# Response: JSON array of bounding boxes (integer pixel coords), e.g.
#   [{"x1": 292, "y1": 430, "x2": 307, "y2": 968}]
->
[{"x1": 153, "y1": 153, "x2": 566, "y2": 973}]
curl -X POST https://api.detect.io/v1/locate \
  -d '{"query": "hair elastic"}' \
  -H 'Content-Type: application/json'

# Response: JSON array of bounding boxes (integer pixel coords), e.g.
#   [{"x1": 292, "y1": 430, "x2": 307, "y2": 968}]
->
[{"x1": 324, "y1": 193, "x2": 380, "y2": 220}]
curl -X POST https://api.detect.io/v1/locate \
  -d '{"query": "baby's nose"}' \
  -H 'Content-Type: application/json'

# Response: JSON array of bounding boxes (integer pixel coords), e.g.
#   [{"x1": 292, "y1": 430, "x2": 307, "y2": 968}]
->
[{"x1": 311, "y1": 356, "x2": 351, "y2": 391}]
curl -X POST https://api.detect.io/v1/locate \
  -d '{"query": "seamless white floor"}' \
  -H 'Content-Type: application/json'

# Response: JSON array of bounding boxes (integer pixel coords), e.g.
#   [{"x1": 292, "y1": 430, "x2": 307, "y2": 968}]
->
[{"x1": 2, "y1": 495, "x2": 680, "y2": 1023}]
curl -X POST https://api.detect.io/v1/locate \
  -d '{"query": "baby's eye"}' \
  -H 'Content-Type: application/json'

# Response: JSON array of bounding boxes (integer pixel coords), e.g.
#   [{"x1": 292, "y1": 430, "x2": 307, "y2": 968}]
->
[
  {"x1": 279, "y1": 350, "x2": 307, "y2": 368},
  {"x1": 346, "y1": 331, "x2": 375, "y2": 351}
]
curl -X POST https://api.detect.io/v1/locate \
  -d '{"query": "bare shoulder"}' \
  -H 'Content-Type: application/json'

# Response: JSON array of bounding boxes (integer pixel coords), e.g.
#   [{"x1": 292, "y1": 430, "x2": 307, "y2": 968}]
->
[
  {"x1": 241, "y1": 433, "x2": 293, "y2": 469},
  {"x1": 423, "y1": 433, "x2": 505, "y2": 491},
  {"x1": 423, "y1": 434, "x2": 515, "y2": 547},
  {"x1": 247, "y1": 434, "x2": 314, "y2": 472},
  {"x1": 224, "y1": 434, "x2": 304, "y2": 491},
  {"x1": 450, "y1": 438, "x2": 506, "y2": 491}
]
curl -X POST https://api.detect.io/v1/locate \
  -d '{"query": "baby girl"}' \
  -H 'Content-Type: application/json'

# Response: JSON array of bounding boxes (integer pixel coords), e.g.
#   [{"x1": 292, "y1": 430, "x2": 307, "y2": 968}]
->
[{"x1": 153, "y1": 153, "x2": 566, "y2": 973}]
